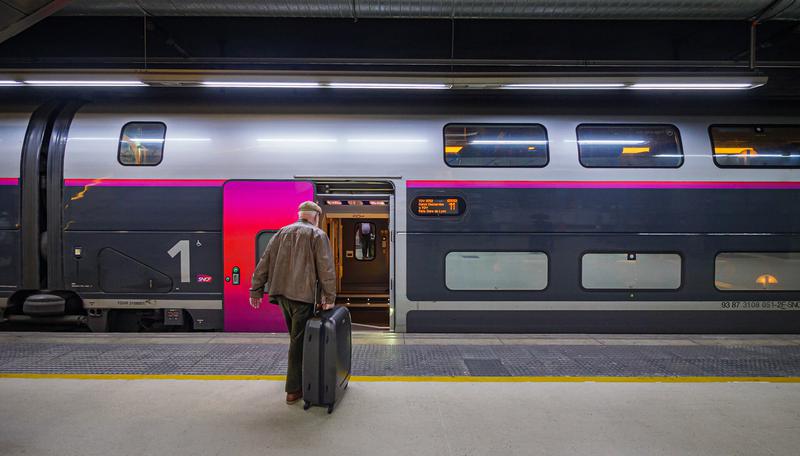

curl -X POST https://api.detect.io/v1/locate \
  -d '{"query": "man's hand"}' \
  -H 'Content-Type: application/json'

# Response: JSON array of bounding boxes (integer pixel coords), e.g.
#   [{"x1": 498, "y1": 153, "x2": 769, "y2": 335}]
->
[
  {"x1": 249, "y1": 297, "x2": 262, "y2": 309},
  {"x1": 320, "y1": 296, "x2": 334, "y2": 311}
]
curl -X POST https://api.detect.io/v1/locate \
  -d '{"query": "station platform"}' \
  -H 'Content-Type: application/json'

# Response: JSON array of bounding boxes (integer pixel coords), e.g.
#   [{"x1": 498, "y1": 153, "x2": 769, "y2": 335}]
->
[{"x1": 2, "y1": 332, "x2": 800, "y2": 455}]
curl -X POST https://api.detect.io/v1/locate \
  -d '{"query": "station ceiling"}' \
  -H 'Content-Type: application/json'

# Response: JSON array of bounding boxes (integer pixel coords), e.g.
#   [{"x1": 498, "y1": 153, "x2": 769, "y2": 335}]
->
[
  {"x1": 51, "y1": 1, "x2": 800, "y2": 20},
  {"x1": 1, "y1": 1, "x2": 799, "y2": 99}
]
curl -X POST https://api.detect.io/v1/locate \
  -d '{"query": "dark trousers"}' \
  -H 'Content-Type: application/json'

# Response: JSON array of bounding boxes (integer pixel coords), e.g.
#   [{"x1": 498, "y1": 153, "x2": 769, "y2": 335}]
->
[{"x1": 277, "y1": 296, "x2": 314, "y2": 393}]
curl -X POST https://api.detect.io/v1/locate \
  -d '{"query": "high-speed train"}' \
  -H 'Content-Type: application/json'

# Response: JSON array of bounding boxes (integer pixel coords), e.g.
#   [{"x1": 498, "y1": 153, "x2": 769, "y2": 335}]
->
[{"x1": 1, "y1": 94, "x2": 799, "y2": 333}]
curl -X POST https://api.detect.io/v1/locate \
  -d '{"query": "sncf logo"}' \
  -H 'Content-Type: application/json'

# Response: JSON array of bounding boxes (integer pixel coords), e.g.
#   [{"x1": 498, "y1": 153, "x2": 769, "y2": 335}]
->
[{"x1": 196, "y1": 274, "x2": 213, "y2": 283}]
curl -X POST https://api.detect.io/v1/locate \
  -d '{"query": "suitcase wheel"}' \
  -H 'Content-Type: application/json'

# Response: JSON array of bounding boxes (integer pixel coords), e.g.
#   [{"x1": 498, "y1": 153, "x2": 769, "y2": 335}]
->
[
  {"x1": 303, "y1": 401, "x2": 311, "y2": 411},
  {"x1": 327, "y1": 405, "x2": 334, "y2": 414}
]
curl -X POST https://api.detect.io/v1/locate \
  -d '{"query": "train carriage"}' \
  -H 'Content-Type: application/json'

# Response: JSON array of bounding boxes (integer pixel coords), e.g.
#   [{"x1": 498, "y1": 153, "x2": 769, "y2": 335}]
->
[{"x1": 1, "y1": 95, "x2": 799, "y2": 332}]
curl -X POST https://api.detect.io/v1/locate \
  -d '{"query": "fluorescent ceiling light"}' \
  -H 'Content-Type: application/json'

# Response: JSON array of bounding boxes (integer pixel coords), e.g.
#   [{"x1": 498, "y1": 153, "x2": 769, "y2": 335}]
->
[
  {"x1": 347, "y1": 138, "x2": 427, "y2": 143},
  {"x1": 0, "y1": 80, "x2": 22, "y2": 86},
  {"x1": 202, "y1": 81, "x2": 320, "y2": 88},
  {"x1": 165, "y1": 138, "x2": 212, "y2": 142},
  {"x1": 471, "y1": 140, "x2": 548, "y2": 145},
  {"x1": 502, "y1": 83, "x2": 626, "y2": 89},
  {"x1": 24, "y1": 80, "x2": 146, "y2": 86},
  {"x1": 68, "y1": 137, "x2": 116, "y2": 141},
  {"x1": 329, "y1": 83, "x2": 450, "y2": 90},
  {"x1": 629, "y1": 83, "x2": 756, "y2": 90},
  {"x1": 257, "y1": 138, "x2": 337, "y2": 142},
  {"x1": 574, "y1": 140, "x2": 646, "y2": 145}
]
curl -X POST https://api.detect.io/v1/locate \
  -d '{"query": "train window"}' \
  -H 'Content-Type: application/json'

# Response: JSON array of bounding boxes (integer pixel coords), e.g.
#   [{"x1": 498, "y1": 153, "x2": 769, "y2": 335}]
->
[
  {"x1": 715, "y1": 252, "x2": 800, "y2": 291},
  {"x1": 581, "y1": 253, "x2": 681, "y2": 290},
  {"x1": 577, "y1": 124, "x2": 683, "y2": 168},
  {"x1": 711, "y1": 125, "x2": 800, "y2": 168},
  {"x1": 444, "y1": 124, "x2": 548, "y2": 167},
  {"x1": 354, "y1": 222, "x2": 376, "y2": 261},
  {"x1": 255, "y1": 231, "x2": 276, "y2": 265},
  {"x1": 445, "y1": 252, "x2": 548, "y2": 291},
  {"x1": 118, "y1": 122, "x2": 166, "y2": 166}
]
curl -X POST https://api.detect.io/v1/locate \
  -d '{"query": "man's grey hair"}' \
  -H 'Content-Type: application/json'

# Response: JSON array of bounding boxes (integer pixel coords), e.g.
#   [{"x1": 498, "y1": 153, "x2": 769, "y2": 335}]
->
[{"x1": 299, "y1": 210, "x2": 319, "y2": 220}]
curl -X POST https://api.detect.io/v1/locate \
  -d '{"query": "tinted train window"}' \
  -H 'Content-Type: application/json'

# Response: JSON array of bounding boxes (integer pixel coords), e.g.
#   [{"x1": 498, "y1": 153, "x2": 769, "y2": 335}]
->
[
  {"x1": 118, "y1": 122, "x2": 166, "y2": 166},
  {"x1": 445, "y1": 252, "x2": 548, "y2": 290},
  {"x1": 255, "y1": 231, "x2": 276, "y2": 265},
  {"x1": 715, "y1": 252, "x2": 800, "y2": 291},
  {"x1": 577, "y1": 124, "x2": 683, "y2": 168},
  {"x1": 711, "y1": 125, "x2": 800, "y2": 168},
  {"x1": 582, "y1": 253, "x2": 682, "y2": 290},
  {"x1": 444, "y1": 124, "x2": 548, "y2": 167}
]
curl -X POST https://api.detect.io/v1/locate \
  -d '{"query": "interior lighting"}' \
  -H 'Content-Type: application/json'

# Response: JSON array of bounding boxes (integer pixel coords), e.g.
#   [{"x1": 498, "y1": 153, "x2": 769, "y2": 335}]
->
[
  {"x1": 329, "y1": 83, "x2": 450, "y2": 90},
  {"x1": 629, "y1": 83, "x2": 756, "y2": 90},
  {"x1": 0, "y1": 80, "x2": 22, "y2": 86},
  {"x1": 23, "y1": 80, "x2": 147, "y2": 86},
  {"x1": 756, "y1": 274, "x2": 778, "y2": 288},
  {"x1": 201, "y1": 81, "x2": 320, "y2": 88},
  {"x1": 502, "y1": 83, "x2": 626, "y2": 89},
  {"x1": 714, "y1": 147, "x2": 758, "y2": 155},
  {"x1": 621, "y1": 147, "x2": 651, "y2": 154}
]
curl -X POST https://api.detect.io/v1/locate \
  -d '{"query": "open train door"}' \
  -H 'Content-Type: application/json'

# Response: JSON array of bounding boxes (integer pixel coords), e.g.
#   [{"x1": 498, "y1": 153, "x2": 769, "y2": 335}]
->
[{"x1": 223, "y1": 180, "x2": 315, "y2": 332}]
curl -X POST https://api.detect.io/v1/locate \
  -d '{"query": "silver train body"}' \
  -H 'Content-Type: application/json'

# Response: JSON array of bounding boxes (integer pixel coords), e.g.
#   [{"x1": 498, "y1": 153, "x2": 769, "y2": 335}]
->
[{"x1": 1, "y1": 96, "x2": 798, "y2": 332}]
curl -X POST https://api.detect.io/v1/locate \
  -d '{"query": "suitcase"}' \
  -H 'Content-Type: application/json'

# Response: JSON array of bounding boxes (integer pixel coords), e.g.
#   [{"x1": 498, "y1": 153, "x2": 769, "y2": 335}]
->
[{"x1": 301, "y1": 305, "x2": 352, "y2": 414}]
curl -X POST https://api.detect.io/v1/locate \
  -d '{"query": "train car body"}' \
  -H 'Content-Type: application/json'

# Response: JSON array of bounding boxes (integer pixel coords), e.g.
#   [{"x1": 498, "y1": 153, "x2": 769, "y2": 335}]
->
[
  {"x1": 1, "y1": 95, "x2": 799, "y2": 332},
  {"x1": 0, "y1": 106, "x2": 32, "y2": 314}
]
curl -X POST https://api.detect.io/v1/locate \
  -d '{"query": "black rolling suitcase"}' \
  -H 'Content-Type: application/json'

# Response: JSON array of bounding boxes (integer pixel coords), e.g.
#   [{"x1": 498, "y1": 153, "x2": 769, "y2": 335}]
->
[{"x1": 302, "y1": 305, "x2": 352, "y2": 414}]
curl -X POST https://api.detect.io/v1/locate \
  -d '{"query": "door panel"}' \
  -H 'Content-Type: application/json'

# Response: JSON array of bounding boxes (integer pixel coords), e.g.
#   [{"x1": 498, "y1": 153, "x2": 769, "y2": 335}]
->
[{"x1": 223, "y1": 180, "x2": 314, "y2": 332}]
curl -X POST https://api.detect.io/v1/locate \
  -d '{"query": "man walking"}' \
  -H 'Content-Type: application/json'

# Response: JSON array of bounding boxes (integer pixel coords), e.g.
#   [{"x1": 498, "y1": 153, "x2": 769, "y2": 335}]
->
[{"x1": 249, "y1": 201, "x2": 337, "y2": 404}]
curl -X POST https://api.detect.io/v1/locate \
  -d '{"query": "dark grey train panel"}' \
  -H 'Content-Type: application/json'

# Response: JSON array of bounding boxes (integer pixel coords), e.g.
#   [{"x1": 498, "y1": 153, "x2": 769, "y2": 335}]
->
[
  {"x1": 406, "y1": 233, "x2": 800, "y2": 301},
  {"x1": 0, "y1": 186, "x2": 19, "y2": 230},
  {"x1": 63, "y1": 186, "x2": 222, "y2": 231},
  {"x1": 63, "y1": 232, "x2": 222, "y2": 297},
  {"x1": 0, "y1": 230, "x2": 20, "y2": 291},
  {"x1": 407, "y1": 187, "x2": 800, "y2": 234},
  {"x1": 406, "y1": 310, "x2": 800, "y2": 334}
]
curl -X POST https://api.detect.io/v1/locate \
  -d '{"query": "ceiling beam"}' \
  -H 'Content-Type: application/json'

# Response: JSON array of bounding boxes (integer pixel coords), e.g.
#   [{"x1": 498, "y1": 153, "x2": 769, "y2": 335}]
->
[{"x1": 0, "y1": 0, "x2": 72, "y2": 45}]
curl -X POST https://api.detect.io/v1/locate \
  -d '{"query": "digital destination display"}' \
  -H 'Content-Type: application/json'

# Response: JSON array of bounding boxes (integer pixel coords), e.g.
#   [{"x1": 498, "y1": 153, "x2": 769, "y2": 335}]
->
[{"x1": 411, "y1": 196, "x2": 465, "y2": 216}]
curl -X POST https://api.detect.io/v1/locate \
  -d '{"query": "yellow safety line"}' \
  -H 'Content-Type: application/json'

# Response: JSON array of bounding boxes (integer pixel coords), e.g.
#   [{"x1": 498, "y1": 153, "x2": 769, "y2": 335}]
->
[{"x1": 1, "y1": 373, "x2": 800, "y2": 383}]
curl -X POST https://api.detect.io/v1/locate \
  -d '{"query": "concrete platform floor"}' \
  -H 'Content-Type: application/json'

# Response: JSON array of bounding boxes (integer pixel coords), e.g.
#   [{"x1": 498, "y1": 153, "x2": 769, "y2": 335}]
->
[{"x1": 1, "y1": 377, "x2": 799, "y2": 456}]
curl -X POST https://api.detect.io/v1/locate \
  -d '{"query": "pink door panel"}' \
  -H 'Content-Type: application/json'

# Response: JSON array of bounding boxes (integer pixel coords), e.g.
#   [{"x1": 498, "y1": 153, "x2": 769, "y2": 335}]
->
[{"x1": 223, "y1": 180, "x2": 315, "y2": 332}]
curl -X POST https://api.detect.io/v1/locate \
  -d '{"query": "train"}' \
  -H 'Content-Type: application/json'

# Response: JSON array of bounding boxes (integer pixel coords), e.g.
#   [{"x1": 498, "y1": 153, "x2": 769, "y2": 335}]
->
[{"x1": 1, "y1": 93, "x2": 799, "y2": 333}]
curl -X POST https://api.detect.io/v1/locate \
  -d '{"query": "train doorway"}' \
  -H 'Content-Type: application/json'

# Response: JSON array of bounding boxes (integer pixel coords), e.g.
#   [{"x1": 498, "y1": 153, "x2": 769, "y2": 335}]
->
[{"x1": 316, "y1": 180, "x2": 394, "y2": 331}]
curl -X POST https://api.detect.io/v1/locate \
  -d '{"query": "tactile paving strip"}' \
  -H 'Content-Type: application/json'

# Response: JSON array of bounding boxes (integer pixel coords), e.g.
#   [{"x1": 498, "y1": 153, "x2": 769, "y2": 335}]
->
[{"x1": 1, "y1": 341, "x2": 800, "y2": 377}]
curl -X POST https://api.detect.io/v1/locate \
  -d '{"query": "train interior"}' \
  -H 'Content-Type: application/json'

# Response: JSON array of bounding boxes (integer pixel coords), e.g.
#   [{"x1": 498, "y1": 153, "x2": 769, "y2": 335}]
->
[{"x1": 317, "y1": 181, "x2": 394, "y2": 330}]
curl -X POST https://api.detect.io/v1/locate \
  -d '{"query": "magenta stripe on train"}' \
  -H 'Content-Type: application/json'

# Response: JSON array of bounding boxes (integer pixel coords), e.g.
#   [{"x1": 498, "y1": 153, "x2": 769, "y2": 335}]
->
[
  {"x1": 64, "y1": 179, "x2": 226, "y2": 187},
  {"x1": 407, "y1": 180, "x2": 800, "y2": 189},
  {"x1": 0, "y1": 178, "x2": 19, "y2": 185},
  {"x1": 59, "y1": 178, "x2": 800, "y2": 189}
]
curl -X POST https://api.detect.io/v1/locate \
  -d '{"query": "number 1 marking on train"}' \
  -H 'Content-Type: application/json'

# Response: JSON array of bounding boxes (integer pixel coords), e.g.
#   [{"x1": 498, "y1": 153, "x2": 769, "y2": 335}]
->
[{"x1": 168, "y1": 240, "x2": 191, "y2": 283}]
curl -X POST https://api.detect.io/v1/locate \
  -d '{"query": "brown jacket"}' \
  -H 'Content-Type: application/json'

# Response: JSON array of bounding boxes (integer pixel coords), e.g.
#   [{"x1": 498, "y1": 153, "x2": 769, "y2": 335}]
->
[{"x1": 249, "y1": 219, "x2": 336, "y2": 305}]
